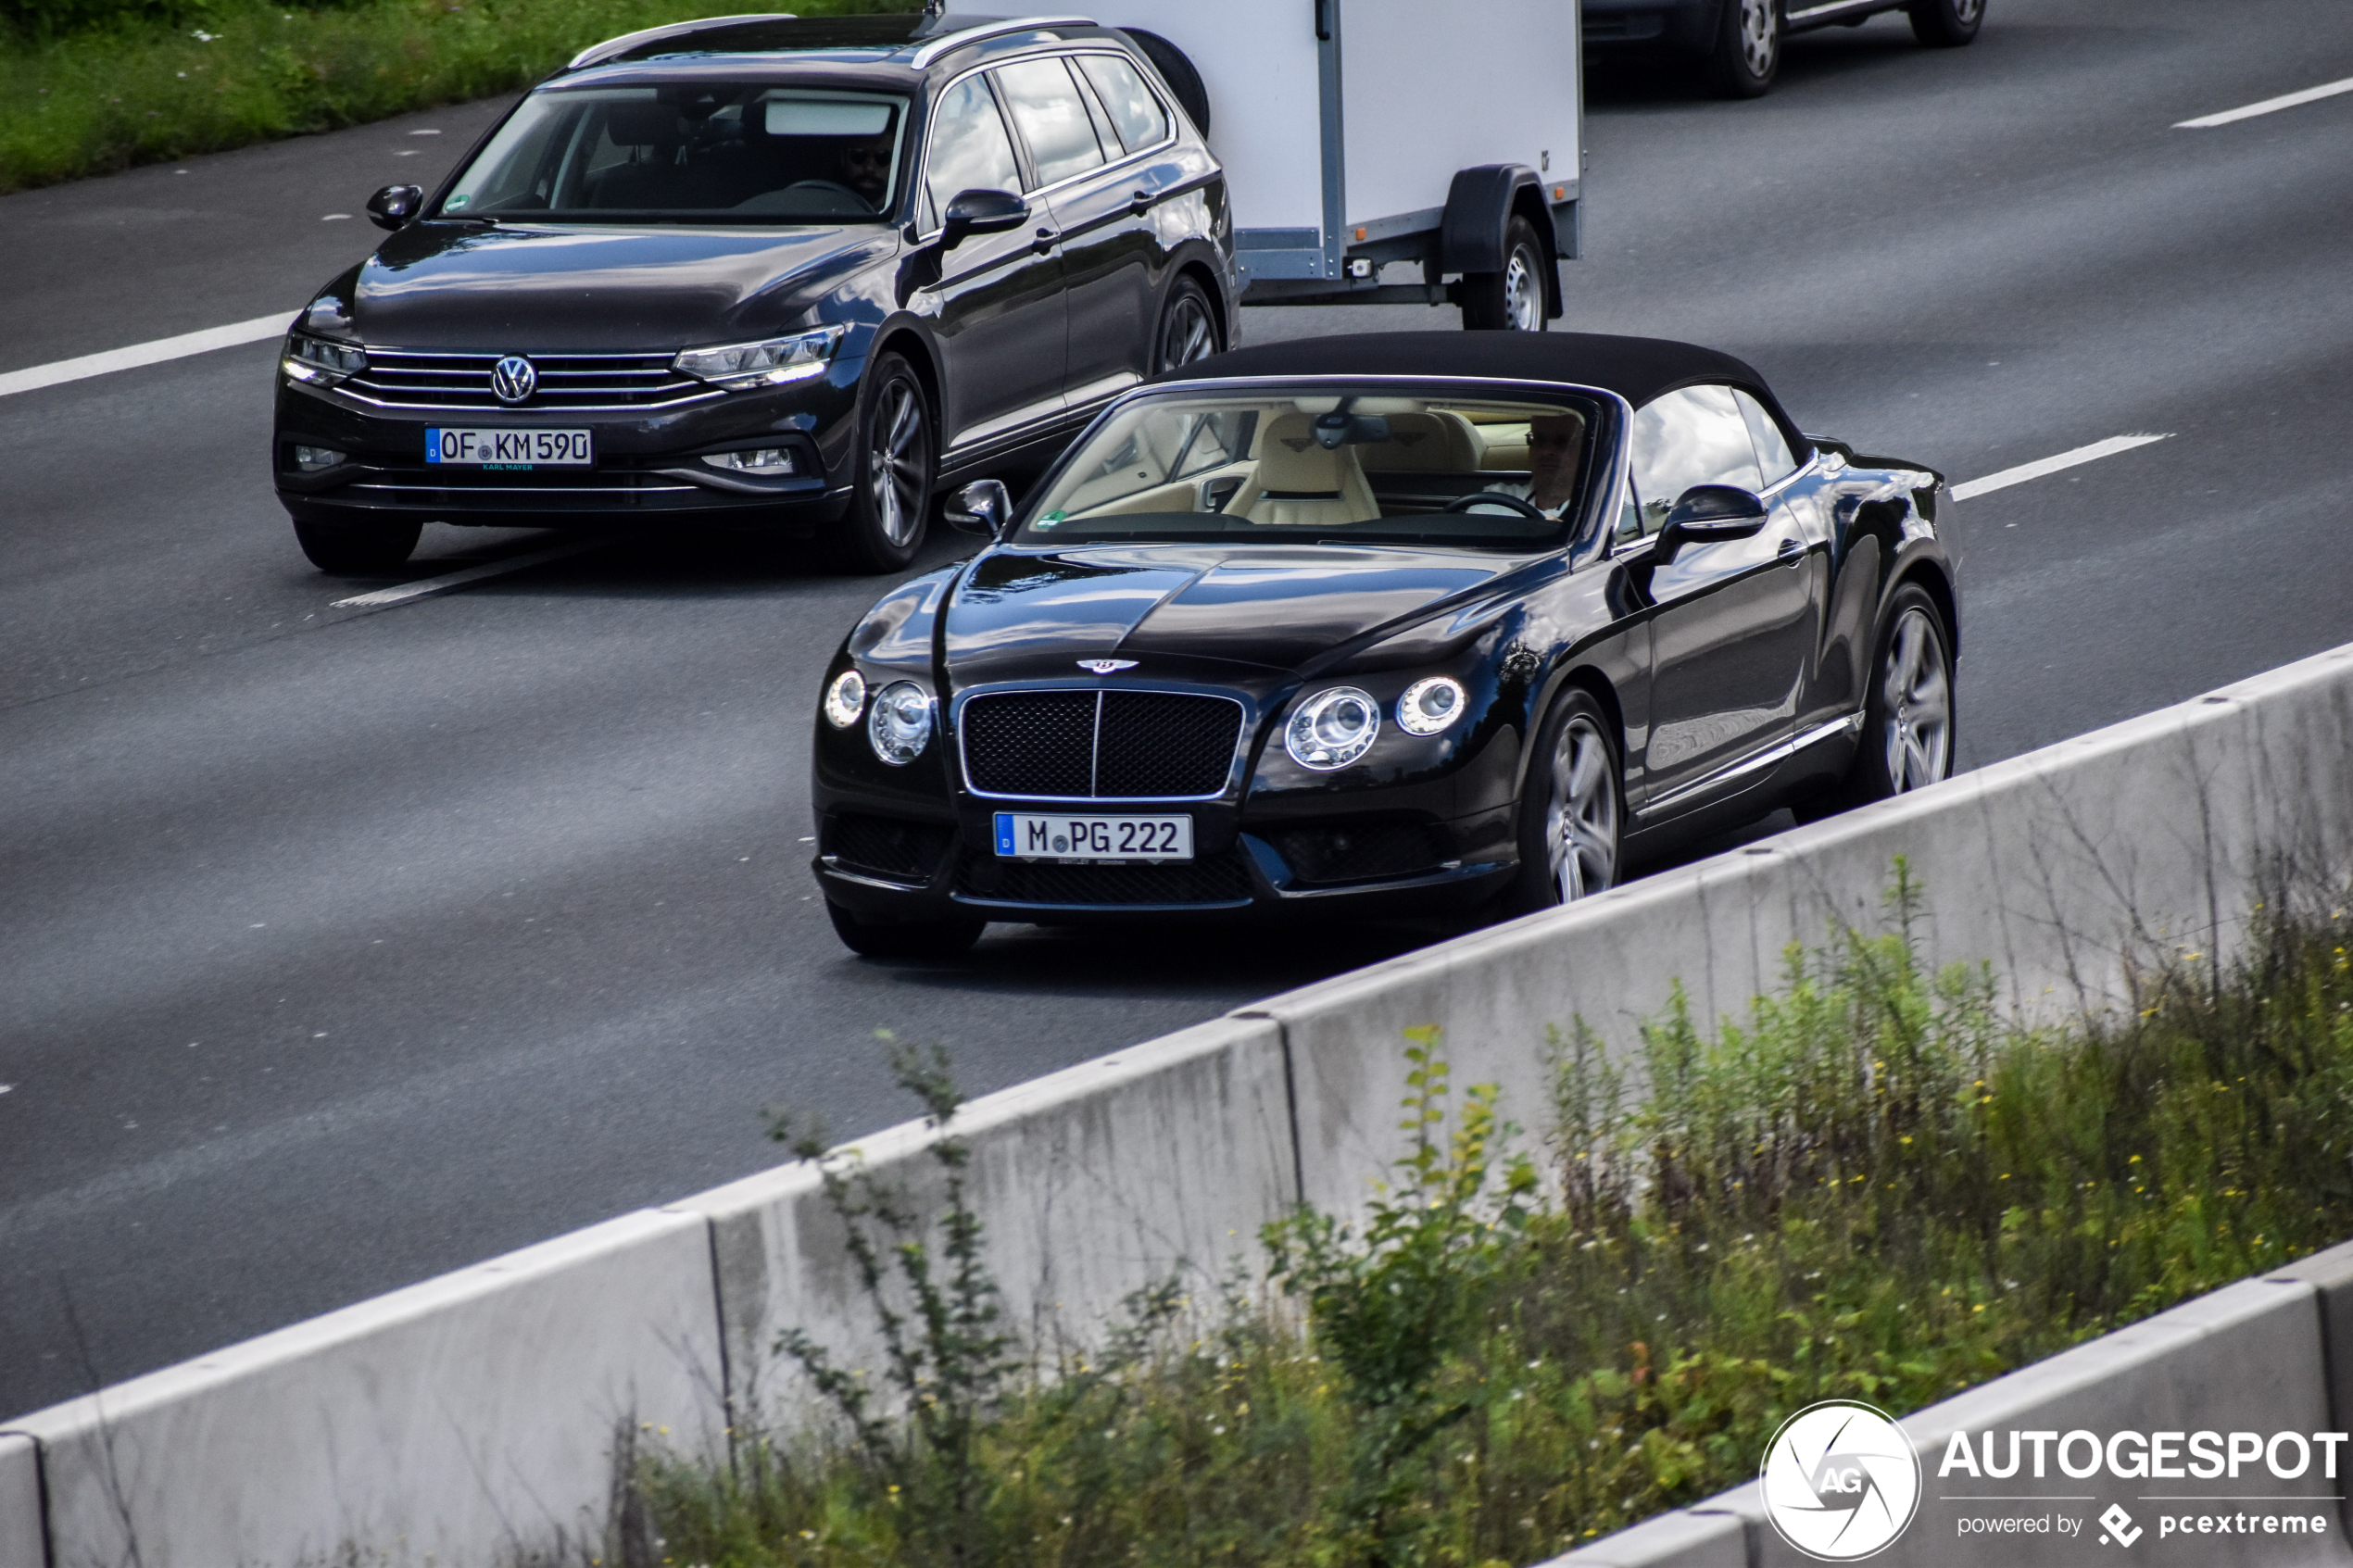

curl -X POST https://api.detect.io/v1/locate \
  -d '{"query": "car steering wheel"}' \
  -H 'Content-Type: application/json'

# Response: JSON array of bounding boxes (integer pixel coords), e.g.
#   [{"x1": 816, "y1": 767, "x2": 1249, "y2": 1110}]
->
[
  {"x1": 783, "y1": 179, "x2": 869, "y2": 204},
  {"x1": 1443, "y1": 491, "x2": 1549, "y2": 520}
]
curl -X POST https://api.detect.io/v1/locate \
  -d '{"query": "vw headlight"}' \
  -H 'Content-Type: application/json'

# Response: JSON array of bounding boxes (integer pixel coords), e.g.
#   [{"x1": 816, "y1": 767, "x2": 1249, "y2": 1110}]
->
[
  {"x1": 823, "y1": 669, "x2": 867, "y2": 729},
  {"x1": 1396, "y1": 676, "x2": 1467, "y2": 736},
  {"x1": 675, "y1": 325, "x2": 848, "y2": 391},
  {"x1": 866, "y1": 680, "x2": 932, "y2": 765},
  {"x1": 1285, "y1": 686, "x2": 1381, "y2": 771},
  {"x1": 282, "y1": 333, "x2": 366, "y2": 388}
]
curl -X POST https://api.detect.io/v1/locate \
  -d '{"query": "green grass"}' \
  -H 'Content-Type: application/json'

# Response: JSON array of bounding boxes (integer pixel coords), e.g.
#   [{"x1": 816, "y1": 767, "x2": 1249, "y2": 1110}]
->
[
  {"x1": 0, "y1": 0, "x2": 900, "y2": 194},
  {"x1": 640, "y1": 870, "x2": 2353, "y2": 1568}
]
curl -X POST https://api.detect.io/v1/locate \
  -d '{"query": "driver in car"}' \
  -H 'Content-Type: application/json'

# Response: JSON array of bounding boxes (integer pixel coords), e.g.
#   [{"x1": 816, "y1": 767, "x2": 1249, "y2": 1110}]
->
[
  {"x1": 837, "y1": 134, "x2": 894, "y2": 208},
  {"x1": 1490, "y1": 412, "x2": 1586, "y2": 517}
]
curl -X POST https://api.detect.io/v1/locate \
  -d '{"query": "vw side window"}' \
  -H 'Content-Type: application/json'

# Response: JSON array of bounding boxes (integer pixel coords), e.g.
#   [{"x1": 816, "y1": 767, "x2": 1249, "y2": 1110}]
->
[
  {"x1": 1626, "y1": 383, "x2": 1768, "y2": 535},
  {"x1": 1076, "y1": 54, "x2": 1170, "y2": 153},
  {"x1": 922, "y1": 74, "x2": 1023, "y2": 231},
  {"x1": 1733, "y1": 388, "x2": 1801, "y2": 487},
  {"x1": 992, "y1": 57, "x2": 1107, "y2": 188}
]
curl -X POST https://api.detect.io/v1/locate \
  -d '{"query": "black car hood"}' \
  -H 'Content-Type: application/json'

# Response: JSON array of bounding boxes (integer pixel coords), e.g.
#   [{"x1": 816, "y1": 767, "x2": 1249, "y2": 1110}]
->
[
  {"x1": 351, "y1": 220, "x2": 894, "y2": 349},
  {"x1": 944, "y1": 544, "x2": 1524, "y2": 685}
]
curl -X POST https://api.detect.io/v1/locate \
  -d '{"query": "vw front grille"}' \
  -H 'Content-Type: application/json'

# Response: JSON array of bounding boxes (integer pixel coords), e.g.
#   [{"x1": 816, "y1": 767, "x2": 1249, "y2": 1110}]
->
[
  {"x1": 342, "y1": 350, "x2": 721, "y2": 412},
  {"x1": 960, "y1": 690, "x2": 1243, "y2": 799}
]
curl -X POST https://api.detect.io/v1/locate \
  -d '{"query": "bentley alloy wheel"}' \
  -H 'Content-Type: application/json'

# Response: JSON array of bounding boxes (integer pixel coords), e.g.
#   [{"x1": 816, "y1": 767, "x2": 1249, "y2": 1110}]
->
[
  {"x1": 1505, "y1": 688, "x2": 1621, "y2": 914},
  {"x1": 1880, "y1": 602, "x2": 1953, "y2": 793}
]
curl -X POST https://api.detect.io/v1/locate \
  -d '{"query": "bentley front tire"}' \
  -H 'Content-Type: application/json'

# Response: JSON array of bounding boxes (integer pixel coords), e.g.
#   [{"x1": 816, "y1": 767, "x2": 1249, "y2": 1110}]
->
[
  {"x1": 825, "y1": 897, "x2": 985, "y2": 960},
  {"x1": 835, "y1": 353, "x2": 935, "y2": 574},
  {"x1": 1503, "y1": 688, "x2": 1622, "y2": 915},
  {"x1": 1460, "y1": 215, "x2": 1549, "y2": 332},
  {"x1": 1796, "y1": 583, "x2": 1956, "y2": 818},
  {"x1": 1907, "y1": 0, "x2": 1983, "y2": 47},
  {"x1": 292, "y1": 517, "x2": 422, "y2": 575}
]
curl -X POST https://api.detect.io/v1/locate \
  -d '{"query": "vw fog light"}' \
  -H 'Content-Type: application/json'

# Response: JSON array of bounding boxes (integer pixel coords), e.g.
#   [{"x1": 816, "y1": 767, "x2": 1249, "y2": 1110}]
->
[
  {"x1": 293, "y1": 445, "x2": 346, "y2": 472},
  {"x1": 704, "y1": 447, "x2": 797, "y2": 474},
  {"x1": 1396, "y1": 676, "x2": 1467, "y2": 736},
  {"x1": 823, "y1": 669, "x2": 867, "y2": 728},
  {"x1": 866, "y1": 681, "x2": 932, "y2": 765},
  {"x1": 1285, "y1": 686, "x2": 1380, "y2": 771},
  {"x1": 281, "y1": 334, "x2": 366, "y2": 388},
  {"x1": 675, "y1": 325, "x2": 848, "y2": 391}
]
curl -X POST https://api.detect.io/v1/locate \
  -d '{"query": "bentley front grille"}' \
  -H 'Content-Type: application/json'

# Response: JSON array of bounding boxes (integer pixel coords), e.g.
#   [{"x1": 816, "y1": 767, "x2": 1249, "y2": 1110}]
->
[{"x1": 959, "y1": 690, "x2": 1243, "y2": 799}]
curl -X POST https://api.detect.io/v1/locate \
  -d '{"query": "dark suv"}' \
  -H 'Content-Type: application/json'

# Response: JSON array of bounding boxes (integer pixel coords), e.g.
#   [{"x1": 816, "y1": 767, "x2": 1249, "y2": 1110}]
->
[{"x1": 272, "y1": 13, "x2": 1238, "y2": 574}]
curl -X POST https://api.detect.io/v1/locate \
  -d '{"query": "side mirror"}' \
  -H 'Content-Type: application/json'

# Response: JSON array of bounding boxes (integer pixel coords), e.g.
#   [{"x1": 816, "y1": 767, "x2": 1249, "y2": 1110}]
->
[
  {"x1": 366, "y1": 184, "x2": 424, "y2": 231},
  {"x1": 1655, "y1": 484, "x2": 1768, "y2": 561},
  {"x1": 945, "y1": 478, "x2": 1013, "y2": 538},
  {"x1": 940, "y1": 188, "x2": 1027, "y2": 247}
]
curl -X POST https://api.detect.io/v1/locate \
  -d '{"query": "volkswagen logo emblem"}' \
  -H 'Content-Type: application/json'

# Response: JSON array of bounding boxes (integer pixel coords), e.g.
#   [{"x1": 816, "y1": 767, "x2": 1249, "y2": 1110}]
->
[{"x1": 490, "y1": 355, "x2": 537, "y2": 405}]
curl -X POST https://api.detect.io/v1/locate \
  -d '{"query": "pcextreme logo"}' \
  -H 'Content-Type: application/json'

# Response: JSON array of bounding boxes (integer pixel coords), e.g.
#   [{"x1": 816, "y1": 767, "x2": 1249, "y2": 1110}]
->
[{"x1": 1760, "y1": 1400, "x2": 1923, "y2": 1561}]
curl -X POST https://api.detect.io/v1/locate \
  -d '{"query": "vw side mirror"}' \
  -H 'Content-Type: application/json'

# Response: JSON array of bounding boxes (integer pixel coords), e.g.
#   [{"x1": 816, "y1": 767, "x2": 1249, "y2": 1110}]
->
[
  {"x1": 946, "y1": 478, "x2": 1013, "y2": 538},
  {"x1": 941, "y1": 188, "x2": 1026, "y2": 247},
  {"x1": 1655, "y1": 484, "x2": 1768, "y2": 561},
  {"x1": 366, "y1": 183, "x2": 424, "y2": 231}
]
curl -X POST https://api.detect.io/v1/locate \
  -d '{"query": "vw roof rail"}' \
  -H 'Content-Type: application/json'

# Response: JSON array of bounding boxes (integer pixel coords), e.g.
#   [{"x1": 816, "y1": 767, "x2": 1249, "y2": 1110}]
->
[
  {"x1": 566, "y1": 13, "x2": 799, "y2": 72},
  {"x1": 908, "y1": 15, "x2": 1096, "y2": 69}
]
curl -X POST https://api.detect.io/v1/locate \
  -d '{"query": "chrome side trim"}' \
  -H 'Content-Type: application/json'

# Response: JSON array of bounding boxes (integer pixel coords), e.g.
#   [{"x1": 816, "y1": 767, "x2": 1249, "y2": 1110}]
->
[
  {"x1": 1785, "y1": 0, "x2": 1885, "y2": 19},
  {"x1": 910, "y1": 16, "x2": 1095, "y2": 69},
  {"x1": 954, "y1": 685, "x2": 1248, "y2": 802},
  {"x1": 1637, "y1": 710, "x2": 1863, "y2": 822}
]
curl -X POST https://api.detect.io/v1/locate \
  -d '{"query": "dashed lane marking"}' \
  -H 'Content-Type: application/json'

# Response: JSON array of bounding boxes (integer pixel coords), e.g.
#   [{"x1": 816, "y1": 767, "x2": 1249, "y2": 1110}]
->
[
  {"x1": 330, "y1": 539, "x2": 612, "y2": 610},
  {"x1": 1950, "y1": 433, "x2": 2172, "y2": 503},
  {"x1": 0, "y1": 313, "x2": 295, "y2": 398},
  {"x1": 2176, "y1": 75, "x2": 2353, "y2": 129}
]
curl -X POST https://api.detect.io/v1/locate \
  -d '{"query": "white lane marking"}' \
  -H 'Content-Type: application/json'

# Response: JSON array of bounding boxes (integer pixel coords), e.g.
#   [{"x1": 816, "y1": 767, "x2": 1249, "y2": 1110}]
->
[
  {"x1": 2176, "y1": 75, "x2": 2353, "y2": 129},
  {"x1": 330, "y1": 539, "x2": 611, "y2": 610},
  {"x1": 1950, "y1": 433, "x2": 2171, "y2": 502},
  {"x1": 0, "y1": 312, "x2": 294, "y2": 398}
]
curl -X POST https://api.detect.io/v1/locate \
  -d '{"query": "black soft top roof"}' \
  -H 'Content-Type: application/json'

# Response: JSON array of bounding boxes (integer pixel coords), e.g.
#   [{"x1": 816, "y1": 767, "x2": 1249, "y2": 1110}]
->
[{"x1": 1157, "y1": 331, "x2": 1793, "y2": 426}]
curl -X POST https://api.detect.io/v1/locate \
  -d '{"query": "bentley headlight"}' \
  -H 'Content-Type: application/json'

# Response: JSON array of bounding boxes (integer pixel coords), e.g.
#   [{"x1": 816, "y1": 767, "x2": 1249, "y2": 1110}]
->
[
  {"x1": 866, "y1": 681, "x2": 932, "y2": 765},
  {"x1": 675, "y1": 324, "x2": 848, "y2": 391},
  {"x1": 1396, "y1": 676, "x2": 1467, "y2": 736},
  {"x1": 823, "y1": 669, "x2": 867, "y2": 729},
  {"x1": 1285, "y1": 686, "x2": 1380, "y2": 771},
  {"x1": 281, "y1": 333, "x2": 366, "y2": 388}
]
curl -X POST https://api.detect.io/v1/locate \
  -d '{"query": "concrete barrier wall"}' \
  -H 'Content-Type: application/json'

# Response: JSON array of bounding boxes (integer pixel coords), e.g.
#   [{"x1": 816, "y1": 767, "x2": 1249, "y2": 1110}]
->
[
  {"x1": 1546, "y1": 1239, "x2": 2353, "y2": 1568},
  {"x1": 0, "y1": 1436, "x2": 41, "y2": 1568},
  {"x1": 8, "y1": 643, "x2": 2352, "y2": 1566},
  {"x1": 673, "y1": 1015, "x2": 1296, "y2": 1425},
  {"x1": 5, "y1": 1210, "x2": 724, "y2": 1568}
]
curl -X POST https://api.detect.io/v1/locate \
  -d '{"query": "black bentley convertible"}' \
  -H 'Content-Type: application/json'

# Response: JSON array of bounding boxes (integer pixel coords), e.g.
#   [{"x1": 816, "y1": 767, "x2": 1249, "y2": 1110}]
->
[{"x1": 811, "y1": 332, "x2": 1958, "y2": 957}]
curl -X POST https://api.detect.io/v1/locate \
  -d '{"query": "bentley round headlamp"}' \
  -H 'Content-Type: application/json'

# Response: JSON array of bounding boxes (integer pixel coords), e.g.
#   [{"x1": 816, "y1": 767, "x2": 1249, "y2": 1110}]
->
[
  {"x1": 866, "y1": 681, "x2": 932, "y2": 765},
  {"x1": 823, "y1": 669, "x2": 867, "y2": 729},
  {"x1": 1285, "y1": 686, "x2": 1381, "y2": 771},
  {"x1": 1396, "y1": 676, "x2": 1467, "y2": 736}
]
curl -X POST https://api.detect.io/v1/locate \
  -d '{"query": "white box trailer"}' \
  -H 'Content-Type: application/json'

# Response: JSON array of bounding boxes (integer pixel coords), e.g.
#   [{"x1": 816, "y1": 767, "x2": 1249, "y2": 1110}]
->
[{"x1": 1077, "y1": 0, "x2": 1584, "y2": 326}]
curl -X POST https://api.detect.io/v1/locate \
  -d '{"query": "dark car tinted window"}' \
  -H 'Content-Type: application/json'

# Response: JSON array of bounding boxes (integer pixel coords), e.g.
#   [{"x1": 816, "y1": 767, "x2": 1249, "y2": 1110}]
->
[
  {"x1": 1734, "y1": 387, "x2": 1801, "y2": 486},
  {"x1": 1625, "y1": 383, "x2": 1766, "y2": 535},
  {"x1": 993, "y1": 57, "x2": 1107, "y2": 187},
  {"x1": 922, "y1": 73, "x2": 1024, "y2": 230},
  {"x1": 439, "y1": 85, "x2": 908, "y2": 221},
  {"x1": 1076, "y1": 54, "x2": 1169, "y2": 153}
]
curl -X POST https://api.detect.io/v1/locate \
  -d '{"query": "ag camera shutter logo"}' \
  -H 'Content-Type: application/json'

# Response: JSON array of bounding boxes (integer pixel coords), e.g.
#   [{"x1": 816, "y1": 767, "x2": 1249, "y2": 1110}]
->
[{"x1": 1760, "y1": 1400, "x2": 1922, "y2": 1561}]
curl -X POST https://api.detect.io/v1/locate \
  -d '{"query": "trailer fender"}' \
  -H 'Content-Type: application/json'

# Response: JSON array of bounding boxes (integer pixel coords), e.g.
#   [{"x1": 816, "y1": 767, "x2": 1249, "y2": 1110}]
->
[{"x1": 1441, "y1": 164, "x2": 1562, "y2": 318}]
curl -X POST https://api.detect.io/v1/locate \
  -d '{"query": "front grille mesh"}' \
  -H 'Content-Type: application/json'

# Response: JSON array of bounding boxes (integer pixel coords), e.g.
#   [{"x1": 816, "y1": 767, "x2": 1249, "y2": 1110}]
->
[
  {"x1": 344, "y1": 350, "x2": 716, "y2": 411},
  {"x1": 955, "y1": 850, "x2": 1252, "y2": 907},
  {"x1": 961, "y1": 690, "x2": 1241, "y2": 798}
]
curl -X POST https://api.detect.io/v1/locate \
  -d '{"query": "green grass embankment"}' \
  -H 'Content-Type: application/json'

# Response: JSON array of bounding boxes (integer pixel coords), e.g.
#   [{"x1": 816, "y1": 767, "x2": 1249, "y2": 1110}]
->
[
  {"x1": 0, "y1": 0, "x2": 895, "y2": 194},
  {"x1": 642, "y1": 870, "x2": 2353, "y2": 1568}
]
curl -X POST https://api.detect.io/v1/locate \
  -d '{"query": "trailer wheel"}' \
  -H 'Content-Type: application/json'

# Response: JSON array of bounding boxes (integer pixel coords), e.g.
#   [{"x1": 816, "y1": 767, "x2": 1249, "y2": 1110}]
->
[
  {"x1": 1119, "y1": 29, "x2": 1211, "y2": 138},
  {"x1": 1460, "y1": 215, "x2": 1548, "y2": 332}
]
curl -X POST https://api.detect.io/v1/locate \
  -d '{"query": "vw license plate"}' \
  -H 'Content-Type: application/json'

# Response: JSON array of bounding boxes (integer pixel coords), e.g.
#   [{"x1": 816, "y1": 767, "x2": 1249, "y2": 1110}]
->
[
  {"x1": 425, "y1": 428, "x2": 592, "y2": 467},
  {"x1": 994, "y1": 812, "x2": 1192, "y2": 861}
]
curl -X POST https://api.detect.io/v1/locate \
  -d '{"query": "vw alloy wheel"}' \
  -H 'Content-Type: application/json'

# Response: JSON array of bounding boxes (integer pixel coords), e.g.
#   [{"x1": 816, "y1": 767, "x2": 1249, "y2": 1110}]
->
[
  {"x1": 1880, "y1": 605, "x2": 1953, "y2": 793},
  {"x1": 1155, "y1": 282, "x2": 1218, "y2": 372},
  {"x1": 867, "y1": 376, "x2": 928, "y2": 550},
  {"x1": 1545, "y1": 712, "x2": 1620, "y2": 901}
]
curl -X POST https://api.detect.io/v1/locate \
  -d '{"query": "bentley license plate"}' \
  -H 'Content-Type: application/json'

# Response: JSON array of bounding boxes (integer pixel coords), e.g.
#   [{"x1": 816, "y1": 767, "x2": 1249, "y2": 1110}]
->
[
  {"x1": 993, "y1": 812, "x2": 1193, "y2": 861},
  {"x1": 425, "y1": 428, "x2": 593, "y2": 467}
]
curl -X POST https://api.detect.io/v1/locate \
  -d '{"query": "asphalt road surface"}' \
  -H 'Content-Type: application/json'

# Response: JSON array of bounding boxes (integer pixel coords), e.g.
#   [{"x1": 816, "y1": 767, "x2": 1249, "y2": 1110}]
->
[{"x1": 6, "y1": 0, "x2": 2352, "y2": 1418}]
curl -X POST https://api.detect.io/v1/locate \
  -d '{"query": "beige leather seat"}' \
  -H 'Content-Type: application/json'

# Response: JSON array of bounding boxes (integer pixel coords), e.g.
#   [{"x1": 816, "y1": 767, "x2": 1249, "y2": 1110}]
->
[
  {"x1": 1225, "y1": 413, "x2": 1380, "y2": 526},
  {"x1": 1354, "y1": 410, "x2": 1483, "y2": 474}
]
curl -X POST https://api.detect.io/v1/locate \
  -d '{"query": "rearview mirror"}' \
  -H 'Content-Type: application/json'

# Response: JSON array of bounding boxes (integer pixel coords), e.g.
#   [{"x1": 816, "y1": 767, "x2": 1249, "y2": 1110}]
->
[
  {"x1": 1655, "y1": 483, "x2": 1768, "y2": 561},
  {"x1": 946, "y1": 478, "x2": 1013, "y2": 538},
  {"x1": 941, "y1": 188, "x2": 1026, "y2": 247},
  {"x1": 366, "y1": 183, "x2": 423, "y2": 231}
]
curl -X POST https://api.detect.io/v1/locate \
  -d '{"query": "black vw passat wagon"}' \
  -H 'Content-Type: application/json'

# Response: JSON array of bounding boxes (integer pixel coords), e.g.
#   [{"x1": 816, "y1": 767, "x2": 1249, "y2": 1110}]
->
[{"x1": 272, "y1": 13, "x2": 1238, "y2": 574}]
